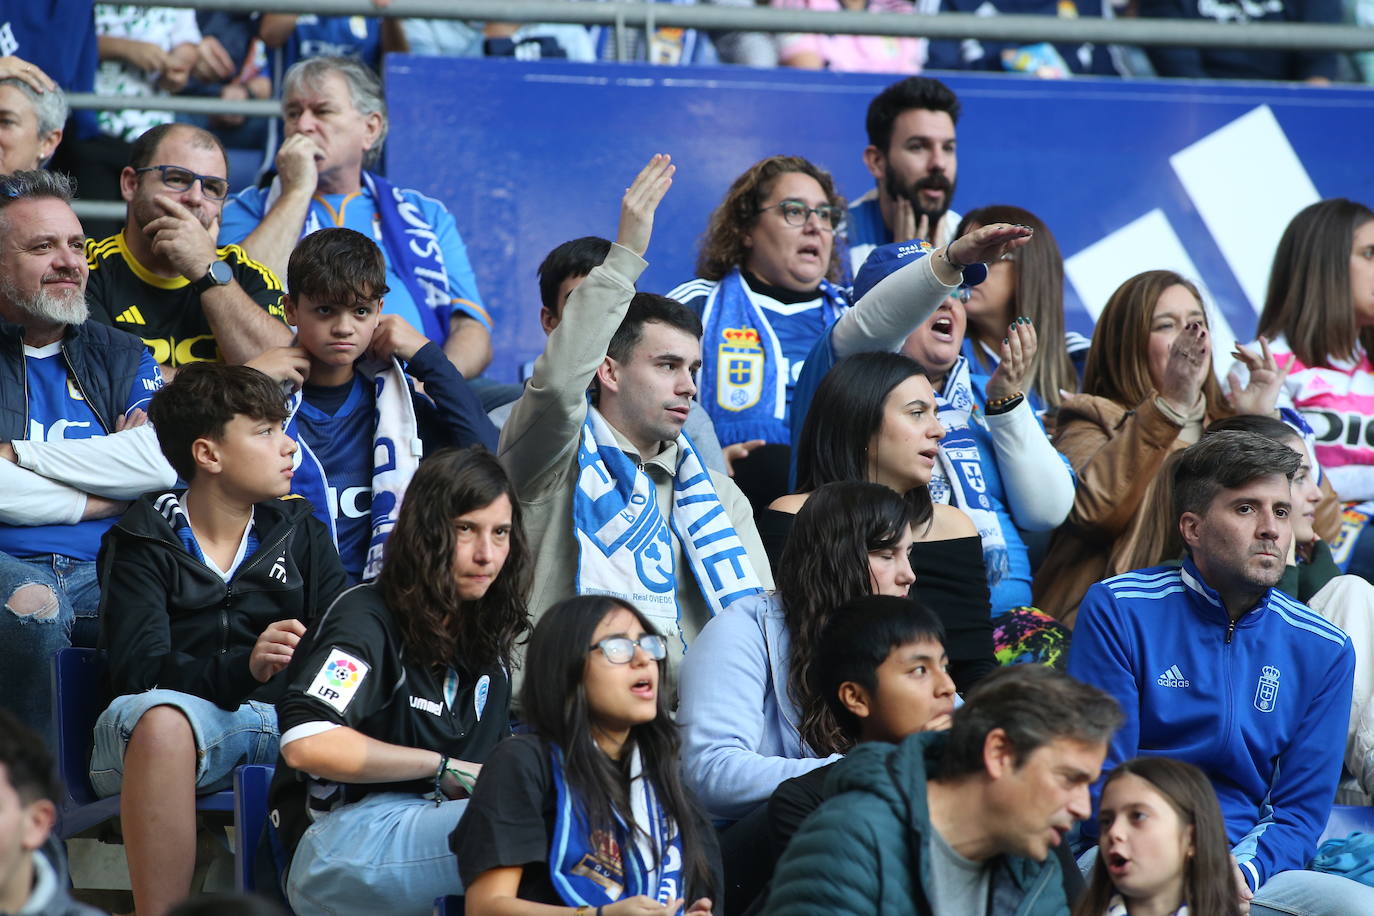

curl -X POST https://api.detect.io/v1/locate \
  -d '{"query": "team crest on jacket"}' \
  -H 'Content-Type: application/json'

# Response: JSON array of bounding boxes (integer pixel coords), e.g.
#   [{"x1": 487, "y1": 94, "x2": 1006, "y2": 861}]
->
[
  {"x1": 717, "y1": 327, "x2": 763, "y2": 412},
  {"x1": 1254, "y1": 665, "x2": 1281, "y2": 713}
]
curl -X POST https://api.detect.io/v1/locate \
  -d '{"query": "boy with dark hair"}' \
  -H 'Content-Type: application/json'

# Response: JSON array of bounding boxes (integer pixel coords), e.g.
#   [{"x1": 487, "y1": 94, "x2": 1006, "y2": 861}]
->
[
  {"x1": 259, "y1": 226, "x2": 497, "y2": 582},
  {"x1": 92, "y1": 362, "x2": 349, "y2": 916},
  {"x1": 0, "y1": 707, "x2": 101, "y2": 915},
  {"x1": 848, "y1": 75, "x2": 963, "y2": 271},
  {"x1": 764, "y1": 664, "x2": 1121, "y2": 915}
]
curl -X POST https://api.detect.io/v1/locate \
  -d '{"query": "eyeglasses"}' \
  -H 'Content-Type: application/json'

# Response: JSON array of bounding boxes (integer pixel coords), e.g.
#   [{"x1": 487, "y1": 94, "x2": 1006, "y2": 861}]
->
[
  {"x1": 589, "y1": 634, "x2": 668, "y2": 664},
  {"x1": 758, "y1": 199, "x2": 844, "y2": 231},
  {"x1": 134, "y1": 165, "x2": 230, "y2": 201}
]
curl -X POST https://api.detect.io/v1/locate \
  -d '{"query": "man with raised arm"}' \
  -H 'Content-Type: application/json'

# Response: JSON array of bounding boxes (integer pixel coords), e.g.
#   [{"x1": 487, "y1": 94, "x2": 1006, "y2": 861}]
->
[{"x1": 499, "y1": 155, "x2": 772, "y2": 662}]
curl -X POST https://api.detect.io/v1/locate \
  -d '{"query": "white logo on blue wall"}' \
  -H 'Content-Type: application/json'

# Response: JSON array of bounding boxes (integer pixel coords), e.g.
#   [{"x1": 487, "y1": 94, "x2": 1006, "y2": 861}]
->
[{"x1": 1254, "y1": 665, "x2": 1280, "y2": 713}]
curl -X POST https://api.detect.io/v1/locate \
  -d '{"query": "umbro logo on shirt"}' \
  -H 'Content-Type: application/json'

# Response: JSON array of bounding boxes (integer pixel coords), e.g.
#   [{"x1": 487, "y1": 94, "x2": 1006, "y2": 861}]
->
[
  {"x1": 115, "y1": 305, "x2": 146, "y2": 325},
  {"x1": 1156, "y1": 665, "x2": 1190, "y2": 688}
]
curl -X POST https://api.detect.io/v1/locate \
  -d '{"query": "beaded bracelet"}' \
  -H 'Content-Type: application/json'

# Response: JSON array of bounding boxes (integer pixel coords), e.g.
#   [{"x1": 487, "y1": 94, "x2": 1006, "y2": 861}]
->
[
  {"x1": 985, "y1": 391, "x2": 1025, "y2": 415},
  {"x1": 433, "y1": 754, "x2": 449, "y2": 805}
]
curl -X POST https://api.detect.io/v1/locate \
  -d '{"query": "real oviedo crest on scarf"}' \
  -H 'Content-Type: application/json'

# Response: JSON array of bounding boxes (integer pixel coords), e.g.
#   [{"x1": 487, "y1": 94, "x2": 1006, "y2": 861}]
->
[{"x1": 717, "y1": 327, "x2": 764, "y2": 412}]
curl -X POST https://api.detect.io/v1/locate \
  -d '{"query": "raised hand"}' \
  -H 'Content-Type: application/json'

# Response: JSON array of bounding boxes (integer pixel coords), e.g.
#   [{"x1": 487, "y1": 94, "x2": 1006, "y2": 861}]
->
[
  {"x1": 1158, "y1": 321, "x2": 1211, "y2": 415},
  {"x1": 246, "y1": 346, "x2": 312, "y2": 388},
  {"x1": 985, "y1": 318, "x2": 1038, "y2": 403},
  {"x1": 616, "y1": 154, "x2": 675, "y2": 258},
  {"x1": 145, "y1": 196, "x2": 218, "y2": 279},
  {"x1": 249, "y1": 618, "x2": 307, "y2": 683},
  {"x1": 0, "y1": 57, "x2": 57, "y2": 94},
  {"x1": 192, "y1": 36, "x2": 237, "y2": 83},
  {"x1": 947, "y1": 222, "x2": 1033, "y2": 267},
  {"x1": 1227, "y1": 336, "x2": 1287, "y2": 417}
]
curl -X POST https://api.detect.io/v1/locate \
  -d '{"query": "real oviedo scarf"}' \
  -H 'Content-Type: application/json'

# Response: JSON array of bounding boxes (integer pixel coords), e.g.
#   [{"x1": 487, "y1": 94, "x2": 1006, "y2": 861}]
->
[
  {"x1": 549, "y1": 743, "x2": 685, "y2": 907},
  {"x1": 572, "y1": 407, "x2": 763, "y2": 649},
  {"x1": 698, "y1": 269, "x2": 845, "y2": 446}
]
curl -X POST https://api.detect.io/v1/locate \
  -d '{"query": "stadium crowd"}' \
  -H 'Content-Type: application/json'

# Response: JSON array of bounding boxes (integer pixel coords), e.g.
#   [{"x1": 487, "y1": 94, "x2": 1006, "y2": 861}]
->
[{"x1": 1, "y1": 7, "x2": 1374, "y2": 915}]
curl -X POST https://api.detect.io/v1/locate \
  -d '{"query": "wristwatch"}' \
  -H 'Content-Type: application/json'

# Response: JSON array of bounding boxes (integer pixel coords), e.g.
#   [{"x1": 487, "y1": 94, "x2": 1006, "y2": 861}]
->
[{"x1": 189, "y1": 259, "x2": 233, "y2": 294}]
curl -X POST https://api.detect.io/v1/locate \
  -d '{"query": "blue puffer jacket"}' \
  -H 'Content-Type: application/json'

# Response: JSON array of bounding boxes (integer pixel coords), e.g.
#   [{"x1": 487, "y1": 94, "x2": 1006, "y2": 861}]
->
[{"x1": 763, "y1": 732, "x2": 1069, "y2": 916}]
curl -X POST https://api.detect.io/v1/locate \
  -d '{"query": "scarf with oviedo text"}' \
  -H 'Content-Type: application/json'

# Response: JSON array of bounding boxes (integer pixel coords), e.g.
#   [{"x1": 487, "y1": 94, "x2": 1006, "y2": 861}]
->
[
  {"x1": 928, "y1": 354, "x2": 1010, "y2": 585},
  {"x1": 549, "y1": 743, "x2": 685, "y2": 907},
  {"x1": 283, "y1": 355, "x2": 421, "y2": 581},
  {"x1": 573, "y1": 407, "x2": 763, "y2": 652},
  {"x1": 264, "y1": 170, "x2": 454, "y2": 342},
  {"x1": 698, "y1": 269, "x2": 846, "y2": 446}
]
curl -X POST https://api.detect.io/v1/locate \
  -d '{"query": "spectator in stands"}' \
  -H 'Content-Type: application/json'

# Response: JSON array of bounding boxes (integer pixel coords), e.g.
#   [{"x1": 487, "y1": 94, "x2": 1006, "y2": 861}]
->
[
  {"x1": 679, "y1": 482, "x2": 918, "y2": 823},
  {"x1": 0, "y1": 69, "x2": 66, "y2": 172},
  {"x1": 1249, "y1": 199, "x2": 1374, "y2": 576},
  {"x1": 0, "y1": 15, "x2": 98, "y2": 143},
  {"x1": 774, "y1": 0, "x2": 935, "y2": 74},
  {"x1": 1074, "y1": 757, "x2": 1242, "y2": 916},
  {"x1": 92, "y1": 363, "x2": 348, "y2": 916},
  {"x1": 762, "y1": 664, "x2": 1122, "y2": 914},
  {"x1": 925, "y1": 0, "x2": 1120, "y2": 76},
  {"x1": 587, "y1": 5, "x2": 719, "y2": 64},
  {"x1": 404, "y1": 15, "x2": 595, "y2": 60},
  {"x1": 668, "y1": 155, "x2": 849, "y2": 506},
  {"x1": 1139, "y1": 0, "x2": 1341, "y2": 82},
  {"x1": 258, "y1": 11, "x2": 404, "y2": 81},
  {"x1": 488, "y1": 235, "x2": 728, "y2": 474},
  {"x1": 0, "y1": 708, "x2": 102, "y2": 916},
  {"x1": 1068, "y1": 431, "x2": 1373, "y2": 914},
  {"x1": 220, "y1": 57, "x2": 494, "y2": 381},
  {"x1": 500, "y1": 155, "x2": 771, "y2": 662},
  {"x1": 0, "y1": 170, "x2": 175, "y2": 746},
  {"x1": 85, "y1": 123, "x2": 290, "y2": 373},
  {"x1": 787, "y1": 236, "x2": 1075, "y2": 624},
  {"x1": 94, "y1": 5, "x2": 203, "y2": 144},
  {"x1": 245, "y1": 228, "x2": 497, "y2": 583},
  {"x1": 182, "y1": 12, "x2": 273, "y2": 152},
  {"x1": 846, "y1": 76, "x2": 962, "y2": 274},
  {"x1": 270, "y1": 447, "x2": 529, "y2": 914},
  {"x1": 456, "y1": 595, "x2": 720, "y2": 915},
  {"x1": 1034, "y1": 270, "x2": 1292, "y2": 625},
  {"x1": 773, "y1": 351, "x2": 996, "y2": 688},
  {"x1": 955, "y1": 204, "x2": 1082, "y2": 415}
]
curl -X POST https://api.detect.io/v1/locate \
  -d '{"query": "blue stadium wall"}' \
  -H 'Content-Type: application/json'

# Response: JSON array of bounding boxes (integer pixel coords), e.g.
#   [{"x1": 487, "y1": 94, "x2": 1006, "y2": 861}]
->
[{"x1": 384, "y1": 56, "x2": 1374, "y2": 381}]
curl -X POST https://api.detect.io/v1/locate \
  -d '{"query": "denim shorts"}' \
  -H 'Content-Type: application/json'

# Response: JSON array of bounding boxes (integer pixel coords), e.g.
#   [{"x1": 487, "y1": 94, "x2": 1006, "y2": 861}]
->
[{"x1": 89, "y1": 689, "x2": 278, "y2": 799}]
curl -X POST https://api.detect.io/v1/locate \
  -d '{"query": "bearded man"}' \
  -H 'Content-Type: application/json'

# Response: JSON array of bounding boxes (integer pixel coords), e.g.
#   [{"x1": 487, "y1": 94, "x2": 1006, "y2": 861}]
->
[{"x1": 0, "y1": 169, "x2": 175, "y2": 746}]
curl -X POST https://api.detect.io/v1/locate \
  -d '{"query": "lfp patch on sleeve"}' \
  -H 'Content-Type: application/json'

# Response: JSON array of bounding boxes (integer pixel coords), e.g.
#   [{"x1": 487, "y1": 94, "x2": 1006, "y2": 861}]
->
[{"x1": 306, "y1": 648, "x2": 370, "y2": 714}]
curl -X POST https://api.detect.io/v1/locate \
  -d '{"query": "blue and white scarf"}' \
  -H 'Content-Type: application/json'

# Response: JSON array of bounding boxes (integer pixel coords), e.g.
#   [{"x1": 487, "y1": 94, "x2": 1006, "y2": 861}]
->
[
  {"x1": 284, "y1": 356, "x2": 422, "y2": 581},
  {"x1": 549, "y1": 743, "x2": 685, "y2": 907},
  {"x1": 573, "y1": 407, "x2": 763, "y2": 646},
  {"x1": 928, "y1": 355, "x2": 1010, "y2": 585},
  {"x1": 698, "y1": 269, "x2": 845, "y2": 445},
  {"x1": 265, "y1": 170, "x2": 454, "y2": 342}
]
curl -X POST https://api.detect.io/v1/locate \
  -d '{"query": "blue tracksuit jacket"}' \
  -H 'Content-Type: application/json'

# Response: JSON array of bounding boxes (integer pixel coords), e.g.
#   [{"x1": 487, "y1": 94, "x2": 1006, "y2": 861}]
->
[{"x1": 1068, "y1": 557, "x2": 1355, "y2": 892}]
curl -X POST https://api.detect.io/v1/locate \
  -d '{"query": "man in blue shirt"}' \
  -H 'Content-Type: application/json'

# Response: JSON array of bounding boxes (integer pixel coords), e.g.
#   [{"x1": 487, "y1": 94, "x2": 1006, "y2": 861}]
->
[
  {"x1": 0, "y1": 170, "x2": 175, "y2": 746},
  {"x1": 220, "y1": 56, "x2": 493, "y2": 382},
  {"x1": 1069, "y1": 431, "x2": 1371, "y2": 915}
]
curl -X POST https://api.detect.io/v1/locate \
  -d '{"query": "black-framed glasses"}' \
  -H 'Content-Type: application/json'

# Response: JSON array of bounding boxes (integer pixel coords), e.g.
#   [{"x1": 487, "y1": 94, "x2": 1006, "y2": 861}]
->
[
  {"x1": 134, "y1": 165, "x2": 230, "y2": 201},
  {"x1": 589, "y1": 634, "x2": 668, "y2": 664},
  {"x1": 758, "y1": 199, "x2": 844, "y2": 231}
]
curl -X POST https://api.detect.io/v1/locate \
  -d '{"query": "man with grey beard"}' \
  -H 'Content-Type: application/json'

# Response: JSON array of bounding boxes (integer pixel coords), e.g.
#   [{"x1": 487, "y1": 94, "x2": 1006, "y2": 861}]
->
[{"x1": 0, "y1": 170, "x2": 175, "y2": 747}]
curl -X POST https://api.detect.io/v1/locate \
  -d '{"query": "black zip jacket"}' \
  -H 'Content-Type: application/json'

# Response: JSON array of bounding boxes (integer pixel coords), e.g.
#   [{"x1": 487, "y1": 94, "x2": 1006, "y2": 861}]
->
[{"x1": 97, "y1": 490, "x2": 349, "y2": 708}]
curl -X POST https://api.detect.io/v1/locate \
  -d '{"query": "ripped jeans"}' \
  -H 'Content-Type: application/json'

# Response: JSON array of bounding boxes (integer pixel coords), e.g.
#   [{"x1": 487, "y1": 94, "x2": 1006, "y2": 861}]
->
[{"x1": 0, "y1": 552, "x2": 100, "y2": 749}]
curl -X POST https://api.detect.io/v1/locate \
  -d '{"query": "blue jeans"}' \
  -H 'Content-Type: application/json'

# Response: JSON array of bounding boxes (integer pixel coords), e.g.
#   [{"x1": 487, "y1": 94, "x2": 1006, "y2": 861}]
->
[
  {"x1": 89, "y1": 690, "x2": 279, "y2": 798},
  {"x1": 287, "y1": 791, "x2": 469, "y2": 915},
  {"x1": 1252, "y1": 869, "x2": 1374, "y2": 915},
  {"x1": 0, "y1": 552, "x2": 100, "y2": 748}
]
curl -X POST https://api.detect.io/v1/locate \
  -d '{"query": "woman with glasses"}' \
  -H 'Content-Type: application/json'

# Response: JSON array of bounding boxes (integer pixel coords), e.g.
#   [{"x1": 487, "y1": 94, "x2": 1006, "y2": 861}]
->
[
  {"x1": 954, "y1": 205, "x2": 1081, "y2": 417},
  {"x1": 269, "y1": 448, "x2": 531, "y2": 914},
  {"x1": 667, "y1": 155, "x2": 852, "y2": 507},
  {"x1": 456, "y1": 595, "x2": 720, "y2": 916}
]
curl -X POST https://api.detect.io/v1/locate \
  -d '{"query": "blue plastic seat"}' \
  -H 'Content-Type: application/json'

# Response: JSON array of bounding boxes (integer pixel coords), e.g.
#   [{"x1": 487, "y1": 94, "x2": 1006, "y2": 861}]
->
[{"x1": 51, "y1": 647, "x2": 234, "y2": 839}]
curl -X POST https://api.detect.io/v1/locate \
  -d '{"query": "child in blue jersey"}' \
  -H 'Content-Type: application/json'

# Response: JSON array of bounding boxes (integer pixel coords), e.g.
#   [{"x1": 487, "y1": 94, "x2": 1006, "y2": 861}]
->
[
  {"x1": 93, "y1": 362, "x2": 349, "y2": 916},
  {"x1": 272, "y1": 227, "x2": 498, "y2": 582}
]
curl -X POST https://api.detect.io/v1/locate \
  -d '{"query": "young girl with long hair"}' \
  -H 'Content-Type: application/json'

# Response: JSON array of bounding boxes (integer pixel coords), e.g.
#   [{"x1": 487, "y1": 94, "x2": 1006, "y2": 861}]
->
[
  {"x1": 457, "y1": 595, "x2": 719, "y2": 916},
  {"x1": 678, "y1": 480, "x2": 919, "y2": 823},
  {"x1": 269, "y1": 447, "x2": 531, "y2": 914},
  {"x1": 1250, "y1": 198, "x2": 1374, "y2": 575},
  {"x1": 1034, "y1": 270, "x2": 1286, "y2": 625},
  {"x1": 1075, "y1": 757, "x2": 1241, "y2": 916}
]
